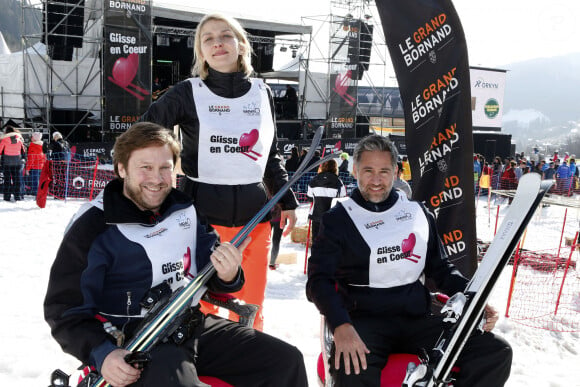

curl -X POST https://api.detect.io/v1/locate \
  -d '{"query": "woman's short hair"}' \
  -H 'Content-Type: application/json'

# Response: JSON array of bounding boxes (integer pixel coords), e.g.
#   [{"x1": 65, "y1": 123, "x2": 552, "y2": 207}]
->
[
  {"x1": 192, "y1": 13, "x2": 253, "y2": 79},
  {"x1": 113, "y1": 122, "x2": 181, "y2": 177}
]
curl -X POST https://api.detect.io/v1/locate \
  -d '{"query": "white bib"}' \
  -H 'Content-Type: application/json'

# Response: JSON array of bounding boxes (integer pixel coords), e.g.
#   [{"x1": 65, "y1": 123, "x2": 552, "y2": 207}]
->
[
  {"x1": 117, "y1": 206, "x2": 199, "y2": 293},
  {"x1": 342, "y1": 194, "x2": 429, "y2": 288},
  {"x1": 189, "y1": 78, "x2": 274, "y2": 185}
]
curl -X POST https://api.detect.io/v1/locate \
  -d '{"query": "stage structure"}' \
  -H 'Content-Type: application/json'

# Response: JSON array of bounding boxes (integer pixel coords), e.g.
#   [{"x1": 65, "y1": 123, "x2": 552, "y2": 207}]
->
[
  {"x1": 18, "y1": 0, "x2": 102, "y2": 142},
  {"x1": 300, "y1": 0, "x2": 404, "y2": 147},
  {"x1": 10, "y1": 1, "x2": 312, "y2": 146}
]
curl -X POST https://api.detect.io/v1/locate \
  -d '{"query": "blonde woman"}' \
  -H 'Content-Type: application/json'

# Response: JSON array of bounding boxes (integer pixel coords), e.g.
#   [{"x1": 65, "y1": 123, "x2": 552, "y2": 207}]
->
[{"x1": 142, "y1": 13, "x2": 298, "y2": 331}]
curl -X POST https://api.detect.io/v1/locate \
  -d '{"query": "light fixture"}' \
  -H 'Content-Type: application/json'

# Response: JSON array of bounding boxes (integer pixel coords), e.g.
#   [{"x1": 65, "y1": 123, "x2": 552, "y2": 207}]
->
[
  {"x1": 279, "y1": 45, "x2": 287, "y2": 52},
  {"x1": 289, "y1": 44, "x2": 299, "y2": 58}
]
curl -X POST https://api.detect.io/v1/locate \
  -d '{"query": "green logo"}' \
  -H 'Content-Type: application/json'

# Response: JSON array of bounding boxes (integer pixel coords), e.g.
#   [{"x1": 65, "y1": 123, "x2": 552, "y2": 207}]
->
[{"x1": 484, "y1": 98, "x2": 499, "y2": 118}]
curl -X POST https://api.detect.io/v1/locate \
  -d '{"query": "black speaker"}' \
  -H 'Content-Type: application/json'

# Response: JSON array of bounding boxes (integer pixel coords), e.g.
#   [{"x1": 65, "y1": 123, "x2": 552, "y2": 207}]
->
[
  {"x1": 359, "y1": 22, "x2": 373, "y2": 72},
  {"x1": 43, "y1": 0, "x2": 85, "y2": 61},
  {"x1": 251, "y1": 41, "x2": 274, "y2": 73},
  {"x1": 347, "y1": 20, "x2": 373, "y2": 80}
]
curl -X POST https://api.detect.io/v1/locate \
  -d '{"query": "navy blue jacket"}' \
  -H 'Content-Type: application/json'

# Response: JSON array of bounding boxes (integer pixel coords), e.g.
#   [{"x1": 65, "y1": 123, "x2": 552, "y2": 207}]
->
[{"x1": 44, "y1": 179, "x2": 243, "y2": 371}]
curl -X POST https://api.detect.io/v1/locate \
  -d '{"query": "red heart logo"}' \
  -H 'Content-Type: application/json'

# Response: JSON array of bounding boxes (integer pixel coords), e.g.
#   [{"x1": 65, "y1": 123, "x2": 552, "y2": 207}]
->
[
  {"x1": 239, "y1": 129, "x2": 259, "y2": 148},
  {"x1": 112, "y1": 54, "x2": 139, "y2": 87},
  {"x1": 183, "y1": 247, "x2": 193, "y2": 279},
  {"x1": 334, "y1": 70, "x2": 352, "y2": 96},
  {"x1": 401, "y1": 233, "x2": 416, "y2": 254}
]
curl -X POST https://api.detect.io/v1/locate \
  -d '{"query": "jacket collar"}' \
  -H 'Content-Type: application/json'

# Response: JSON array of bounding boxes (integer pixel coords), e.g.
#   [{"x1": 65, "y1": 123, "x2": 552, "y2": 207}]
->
[
  {"x1": 350, "y1": 187, "x2": 399, "y2": 212},
  {"x1": 204, "y1": 67, "x2": 251, "y2": 98}
]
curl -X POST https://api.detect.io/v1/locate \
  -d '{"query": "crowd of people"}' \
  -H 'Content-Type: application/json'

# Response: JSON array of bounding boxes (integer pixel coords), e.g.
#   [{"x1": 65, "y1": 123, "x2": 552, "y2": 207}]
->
[
  {"x1": 474, "y1": 151, "x2": 578, "y2": 195},
  {"x1": 0, "y1": 127, "x2": 71, "y2": 202}
]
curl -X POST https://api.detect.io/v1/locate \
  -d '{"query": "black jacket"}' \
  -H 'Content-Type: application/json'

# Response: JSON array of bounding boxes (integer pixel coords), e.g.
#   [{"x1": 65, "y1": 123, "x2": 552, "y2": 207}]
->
[
  {"x1": 306, "y1": 188, "x2": 468, "y2": 332},
  {"x1": 141, "y1": 69, "x2": 298, "y2": 227},
  {"x1": 307, "y1": 172, "x2": 346, "y2": 221},
  {"x1": 44, "y1": 180, "x2": 243, "y2": 370}
]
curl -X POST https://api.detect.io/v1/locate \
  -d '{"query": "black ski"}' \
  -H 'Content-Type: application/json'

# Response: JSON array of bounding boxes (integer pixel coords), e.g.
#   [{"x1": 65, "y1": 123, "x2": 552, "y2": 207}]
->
[{"x1": 404, "y1": 173, "x2": 553, "y2": 387}]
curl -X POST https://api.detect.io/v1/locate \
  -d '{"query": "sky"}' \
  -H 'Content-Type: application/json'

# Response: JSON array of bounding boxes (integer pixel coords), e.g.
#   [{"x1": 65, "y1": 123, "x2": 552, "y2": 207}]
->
[
  {"x1": 155, "y1": 0, "x2": 580, "y2": 69},
  {"x1": 1, "y1": 196, "x2": 579, "y2": 385}
]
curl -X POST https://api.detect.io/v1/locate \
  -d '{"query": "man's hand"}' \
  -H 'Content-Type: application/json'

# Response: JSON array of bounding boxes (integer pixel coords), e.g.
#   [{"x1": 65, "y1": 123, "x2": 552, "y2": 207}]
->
[
  {"x1": 280, "y1": 209, "x2": 297, "y2": 236},
  {"x1": 483, "y1": 304, "x2": 499, "y2": 331},
  {"x1": 101, "y1": 349, "x2": 142, "y2": 387},
  {"x1": 211, "y1": 238, "x2": 251, "y2": 283},
  {"x1": 333, "y1": 323, "x2": 370, "y2": 375}
]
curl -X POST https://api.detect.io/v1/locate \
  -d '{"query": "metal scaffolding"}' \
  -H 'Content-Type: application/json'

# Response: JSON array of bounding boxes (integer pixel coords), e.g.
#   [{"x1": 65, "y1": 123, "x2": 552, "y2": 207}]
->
[{"x1": 20, "y1": 0, "x2": 103, "y2": 142}]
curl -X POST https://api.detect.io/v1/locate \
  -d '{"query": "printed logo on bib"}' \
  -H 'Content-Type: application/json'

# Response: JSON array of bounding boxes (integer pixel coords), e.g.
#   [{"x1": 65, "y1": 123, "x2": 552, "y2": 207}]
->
[
  {"x1": 395, "y1": 210, "x2": 413, "y2": 222},
  {"x1": 364, "y1": 219, "x2": 385, "y2": 230},
  {"x1": 401, "y1": 233, "x2": 422, "y2": 263},
  {"x1": 182, "y1": 246, "x2": 195, "y2": 280},
  {"x1": 208, "y1": 130, "x2": 263, "y2": 160},
  {"x1": 242, "y1": 102, "x2": 261, "y2": 116},
  {"x1": 144, "y1": 227, "x2": 168, "y2": 238},
  {"x1": 161, "y1": 246, "x2": 195, "y2": 285},
  {"x1": 375, "y1": 233, "x2": 422, "y2": 264},
  {"x1": 176, "y1": 213, "x2": 191, "y2": 229},
  {"x1": 208, "y1": 105, "x2": 231, "y2": 115}
]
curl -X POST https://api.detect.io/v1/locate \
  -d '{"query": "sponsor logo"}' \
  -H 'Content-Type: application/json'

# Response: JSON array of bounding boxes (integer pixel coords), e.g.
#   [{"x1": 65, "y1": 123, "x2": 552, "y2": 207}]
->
[
  {"x1": 429, "y1": 50, "x2": 437, "y2": 64},
  {"x1": 474, "y1": 78, "x2": 499, "y2": 89},
  {"x1": 242, "y1": 102, "x2": 261, "y2": 116},
  {"x1": 364, "y1": 219, "x2": 385, "y2": 230},
  {"x1": 108, "y1": 0, "x2": 147, "y2": 13},
  {"x1": 418, "y1": 124, "x2": 459, "y2": 176},
  {"x1": 395, "y1": 210, "x2": 413, "y2": 222},
  {"x1": 208, "y1": 105, "x2": 231, "y2": 115},
  {"x1": 428, "y1": 176, "x2": 463, "y2": 217},
  {"x1": 176, "y1": 213, "x2": 191, "y2": 229},
  {"x1": 330, "y1": 116, "x2": 355, "y2": 129},
  {"x1": 484, "y1": 98, "x2": 499, "y2": 118},
  {"x1": 397, "y1": 13, "x2": 453, "y2": 68},
  {"x1": 283, "y1": 143, "x2": 296, "y2": 153},
  {"x1": 410, "y1": 68, "x2": 459, "y2": 125},
  {"x1": 72, "y1": 176, "x2": 85, "y2": 189},
  {"x1": 145, "y1": 227, "x2": 168, "y2": 238},
  {"x1": 72, "y1": 176, "x2": 107, "y2": 190}
]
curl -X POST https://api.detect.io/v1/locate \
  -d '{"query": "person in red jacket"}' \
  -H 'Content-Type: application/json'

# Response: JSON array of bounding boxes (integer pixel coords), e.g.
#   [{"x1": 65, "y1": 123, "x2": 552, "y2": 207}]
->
[
  {"x1": 0, "y1": 126, "x2": 26, "y2": 202},
  {"x1": 25, "y1": 132, "x2": 46, "y2": 196}
]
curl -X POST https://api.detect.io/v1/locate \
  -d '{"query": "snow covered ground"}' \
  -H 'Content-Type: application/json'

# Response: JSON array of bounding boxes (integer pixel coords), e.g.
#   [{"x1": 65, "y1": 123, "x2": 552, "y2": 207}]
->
[{"x1": 0, "y1": 196, "x2": 579, "y2": 386}]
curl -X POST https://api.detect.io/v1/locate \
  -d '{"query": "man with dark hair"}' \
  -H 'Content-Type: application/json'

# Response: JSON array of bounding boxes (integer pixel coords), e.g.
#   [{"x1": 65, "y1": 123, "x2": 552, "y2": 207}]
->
[
  {"x1": 44, "y1": 122, "x2": 307, "y2": 387},
  {"x1": 307, "y1": 134, "x2": 512, "y2": 386}
]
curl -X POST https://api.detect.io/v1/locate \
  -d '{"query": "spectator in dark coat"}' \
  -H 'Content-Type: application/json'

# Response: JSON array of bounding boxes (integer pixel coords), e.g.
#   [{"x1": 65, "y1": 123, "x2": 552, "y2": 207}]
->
[
  {"x1": 50, "y1": 131, "x2": 70, "y2": 161},
  {"x1": 307, "y1": 159, "x2": 347, "y2": 239},
  {"x1": 285, "y1": 146, "x2": 300, "y2": 172}
]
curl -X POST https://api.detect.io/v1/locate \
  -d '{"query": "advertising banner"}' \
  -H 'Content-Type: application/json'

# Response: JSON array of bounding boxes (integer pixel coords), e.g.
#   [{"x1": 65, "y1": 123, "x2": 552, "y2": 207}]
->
[
  {"x1": 103, "y1": 0, "x2": 152, "y2": 132},
  {"x1": 327, "y1": 16, "x2": 360, "y2": 139},
  {"x1": 470, "y1": 67, "x2": 507, "y2": 129},
  {"x1": 377, "y1": 0, "x2": 477, "y2": 276},
  {"x1": 327, "y1": 72, "x2": 358, "y2": 139}
]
